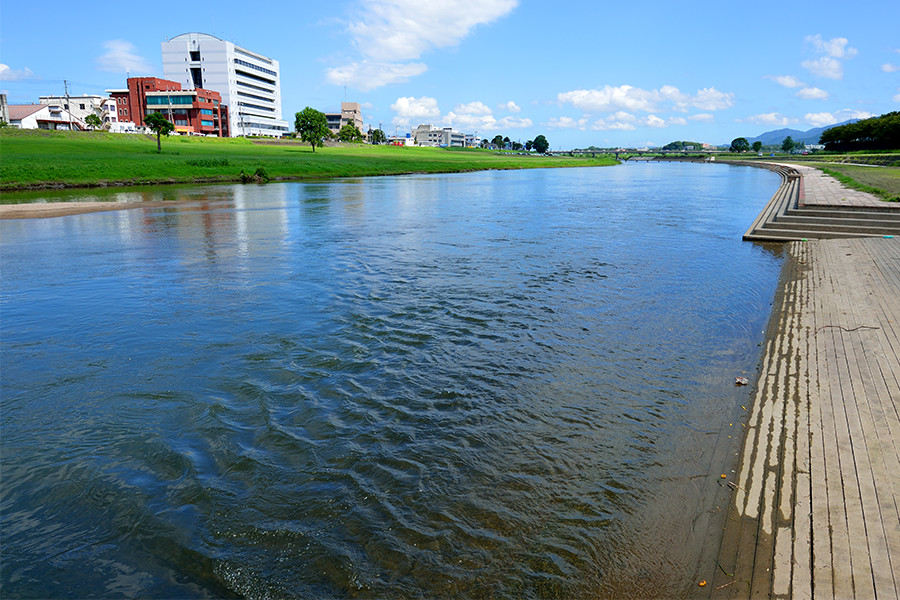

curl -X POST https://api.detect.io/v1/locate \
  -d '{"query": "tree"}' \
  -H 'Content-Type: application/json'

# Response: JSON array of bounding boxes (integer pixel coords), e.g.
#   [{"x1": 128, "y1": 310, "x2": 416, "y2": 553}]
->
[
  {"x1": 532, "y1": 134, "x2": 550, "y2": 154},
  {"x1": 491, "y1": 134, "x2": 504, "y2": 148},
  {"x1": 294, "y1": 107, "x2": 330, "y2": 152},
  {"x1": 371, "y1": 128, "x2": 387, "y2": 144},
  {"x1": 525, "y1": 140, "x2": 533, "y2": 151},
  {"x1": 730, "y1": 137, "x2": 750, "y2": 153},
  {"x1": 781, "y1": 136, "x2": 796, "y2": 152},
  {"x1": 144, "y1": 112, "x2": 175, "y2": 152},
  {"x1": 85, "y1": 113, "x2": 102, "y2": 131},
  {"x1": 752, "y1": 141, "x2": 763, "y2": 153},
  {"x1": 338, "y1": 123, "x2": 364, "y2": 143}
]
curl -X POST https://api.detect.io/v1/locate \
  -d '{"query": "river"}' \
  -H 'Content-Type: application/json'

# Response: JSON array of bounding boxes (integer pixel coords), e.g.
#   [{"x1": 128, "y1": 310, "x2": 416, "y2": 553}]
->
[{"x1": 0, "y1": 163, "x2": 784, "y2": 598}]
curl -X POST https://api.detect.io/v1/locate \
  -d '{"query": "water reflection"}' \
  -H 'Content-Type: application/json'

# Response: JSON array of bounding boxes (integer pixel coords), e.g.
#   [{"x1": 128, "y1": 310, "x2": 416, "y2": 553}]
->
[{"x1": 0, "y1": 165, "x2": 784, "y2": 599}]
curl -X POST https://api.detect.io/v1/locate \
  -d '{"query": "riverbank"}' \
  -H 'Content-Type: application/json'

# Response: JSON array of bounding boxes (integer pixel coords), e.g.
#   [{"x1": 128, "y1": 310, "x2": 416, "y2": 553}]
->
[
  {"x1": 704, "y1": 237, "x2": 900, "y2": 599},
  {"x1": 0, "y1": 129, "x2": 616, "y2": 192}
]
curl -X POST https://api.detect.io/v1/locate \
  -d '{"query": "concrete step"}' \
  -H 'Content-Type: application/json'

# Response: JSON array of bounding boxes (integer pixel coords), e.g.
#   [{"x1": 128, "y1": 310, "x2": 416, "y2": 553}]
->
[
  {"x1": 771, "y1": 216, "x2": 900, "y2": 233},
  {"x1": 743, "y1": 228, "x2": 886, "y2": 242},
  {"x1": 787, "y1": 207, "x2": 900, "y2": 221},
  {"x1": 765, "y1": 221, "x2": 900, "y2": 236}
]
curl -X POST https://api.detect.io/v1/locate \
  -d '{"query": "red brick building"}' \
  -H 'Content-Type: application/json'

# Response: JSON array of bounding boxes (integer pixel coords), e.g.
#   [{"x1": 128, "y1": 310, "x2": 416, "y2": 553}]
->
[{"x1": 108, "y1": 77, "x2": 229, "y2": 137}]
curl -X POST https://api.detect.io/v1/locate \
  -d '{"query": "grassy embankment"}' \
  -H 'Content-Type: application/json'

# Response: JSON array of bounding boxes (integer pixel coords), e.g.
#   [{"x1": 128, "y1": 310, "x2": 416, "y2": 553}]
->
[
  {"x1": 717, "y1": 151, "x2": 900, "y2": 202},
  {"x1": 0, "y1": 128, "x2": 617, "y2": 192}
]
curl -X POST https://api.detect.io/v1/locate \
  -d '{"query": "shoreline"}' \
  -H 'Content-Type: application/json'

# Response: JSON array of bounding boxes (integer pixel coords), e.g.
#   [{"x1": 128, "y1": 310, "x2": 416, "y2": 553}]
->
[{"x1": 0, "y1": 201, "x2": 176, "y2": 219}]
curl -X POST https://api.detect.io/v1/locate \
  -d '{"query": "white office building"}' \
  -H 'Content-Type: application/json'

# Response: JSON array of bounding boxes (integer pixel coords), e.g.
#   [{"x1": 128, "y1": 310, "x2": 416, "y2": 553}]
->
[{"x1": 161, "y1": 32, "x2": 289, "y2": 137}]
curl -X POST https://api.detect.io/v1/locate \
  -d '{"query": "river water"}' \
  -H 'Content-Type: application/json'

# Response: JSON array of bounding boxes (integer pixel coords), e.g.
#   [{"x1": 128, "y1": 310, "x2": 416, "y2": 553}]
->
[{"x1": 1, "y1": 163, "x2": 784, "y2": 599}]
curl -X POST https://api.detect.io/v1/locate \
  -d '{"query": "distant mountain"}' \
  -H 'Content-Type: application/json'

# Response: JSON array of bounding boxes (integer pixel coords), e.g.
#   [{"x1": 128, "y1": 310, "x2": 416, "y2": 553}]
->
[{"x1": 730, "y1": 120, "x2": 858, "y2": 147}]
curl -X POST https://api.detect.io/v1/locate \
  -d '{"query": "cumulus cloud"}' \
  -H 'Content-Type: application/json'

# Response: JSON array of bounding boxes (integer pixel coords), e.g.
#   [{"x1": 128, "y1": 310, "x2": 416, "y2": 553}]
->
[
  {"x1": 766, "y1": 74, "x2": 805, "y2": 88},
  {"x1": 390, "y1": 96, "x2": 441, "y2": 127},
  {"x1": 796, "y1": 86, "x2": 829, "y2": 100},
  {"x1": 326, "y1": 61, "x2": 427, "y2": 91},
  {"x1": 454, "y1": 101, "x2": 492, "y2": 115},
  {"x1": 806, "y1": 35, "x2": 857, "y2": 59},
  {"x1": 802, "y1": 35, "x2": 857, "y2": 80},
  {"x1": 499, "y1": 100, "x2": 521, "y2": 113},
  {"x1": 96, "y1": 39, "x2": 153, "y2": 74},
  {"x1": 0, "y1": 63, "x2": 35, "y2": 81},
  {"x1": 803, "y1": 109, "x2": 874, "y2": 128},
  {"x1": 689, "y1": 113, "x2": 715, "y2": 123},
  {"x1": 883, "y1": 63, "x2": 900, "y2": 73},
  {"x1": 545, "y1": 116, "x2": 587, "y2": 129},
  {"x1": 745, "y1": 113, "x2": 797, "y2": 126},
  {"x1": 802, "y1": 56, "x2": 844, "y2": 80},
  {"x1": 331, "y1": 0, "x2": 516, "y2": 90},
  {"x1": 557, "y1": 84, "x2": 732, "y2": 115}
]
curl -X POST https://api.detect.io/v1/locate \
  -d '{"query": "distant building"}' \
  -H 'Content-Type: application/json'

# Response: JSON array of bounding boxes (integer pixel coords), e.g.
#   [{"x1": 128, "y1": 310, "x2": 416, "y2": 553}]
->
[
  {"x1": 412, "y1": 124, "x2": 465, "y2": 147},
  {"x1": 325, "y1": 102, "x2": 364, "y2": 136},
  {"x1": 162, "y1": 32, "x2": 288, "y2": 137},
  {"x1": 7, "y1": 103, "x2": 84, "y2": 130},
  {"x1": 107, "y1": 77, "x2": 229, "y2": 137},
  {"x1": 0, "y1": 94, "x2": 8, "y2": 124}
]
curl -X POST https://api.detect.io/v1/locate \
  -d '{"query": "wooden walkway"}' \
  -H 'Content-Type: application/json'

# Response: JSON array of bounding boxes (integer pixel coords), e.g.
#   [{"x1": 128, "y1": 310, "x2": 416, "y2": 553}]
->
[{"x1": 708, "y1": 237, "x2": 900, "y2": 599}]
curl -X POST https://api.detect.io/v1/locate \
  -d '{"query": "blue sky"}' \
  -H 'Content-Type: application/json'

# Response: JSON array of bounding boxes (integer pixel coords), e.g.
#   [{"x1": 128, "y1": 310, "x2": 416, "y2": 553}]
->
[{"x1": 1, "y1": 0, "x2": 897, "y2": 148}]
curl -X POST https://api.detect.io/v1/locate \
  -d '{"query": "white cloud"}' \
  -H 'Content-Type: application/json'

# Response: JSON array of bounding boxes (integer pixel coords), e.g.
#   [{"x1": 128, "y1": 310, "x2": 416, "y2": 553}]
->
[
  {"x1": 802, "y1": 56, "x2": 844, "y2": 80},
  {"x1": 806, "y1": 34, "x2": 857, "y2": 59},
  {"x1": 332, "y1": 0, "x2": 516, "y2": 89},
  {"x1": 349, "y1": 0, "x2": 517, "y2": 62},
  {"x1": 691, "y1": 87, "x2": 734, "y2": 110},
  {"x1": 96, "y1": 40, "x2": 153, "y2": 74},
  {"x1": 495, "y1": 116, "x2": 532, "y2": 129},
  {"x1": 0, "y1": 63, "x2": 35, "y2": 81},
  {"x1": 645, "y1": 114, "x2": 667, "y2": 128},
  {"x1": 804, "y1": 109, "x2": 874, "y2": 128},
  {"x1": 499, "y1": 100, "x2": 521, "y2": 113},
  {"x1": 882, "y1": 63, "x2": 900, "y2": 73},
  {"x1": 689, "y1": 113, "x2": 715, "y2": 123},
  {"x1": 453, "y1": 101, "x2": 492, "y2": 116},
  {"x1": 766, "y1": 74, "x2": 805, "y2": 88},
  {"x1": 591, "y1": 111, "x2": 637, "y2": 131},
  {"x1": 557, "y1": 84, "x2": 732, "y2": 115},
  {"x1": 796, "y1": 86, "x2": 829, "y2": 100},
  {"x1": 668, "y1": 116, "x2": 687, "y2": 126},
  {"x1": 545, "y1": 116, "x2": 587, "y2": 129},
  {"x1": 804, "y1": 112, "x2": 837, "y2": 127},
  {"x1": 746, "y1": 112, "x2": 797, "y2": 126},
  {"x1": 326, "y1": 61, "x2": 427, "y2": 91},
  {"x1": 390, "y1": 96, "x2": 441, "y2": 127},
  {"x1": 895, "y1": 88, "x2": 900, "y2": 103}
]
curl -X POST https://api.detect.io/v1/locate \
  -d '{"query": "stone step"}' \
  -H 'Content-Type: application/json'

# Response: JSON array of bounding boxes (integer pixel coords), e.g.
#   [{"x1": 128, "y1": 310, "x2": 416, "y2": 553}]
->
[
  {"x1": 770, "y1": 216, "x2": 900, "y2": 234},
  {"x1": 787, "y1": 207, "x2": 900, "y2": 221}
]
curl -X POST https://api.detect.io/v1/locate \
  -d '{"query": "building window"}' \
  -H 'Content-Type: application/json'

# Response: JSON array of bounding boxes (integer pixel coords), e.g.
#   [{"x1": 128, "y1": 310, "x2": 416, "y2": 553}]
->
[
  {"x1": 190, "y1": 50, "x2": 200, "y2": 61},
  {"x1": 201, "y1": 120, "x2": 214, "y2": 127},
  {"x1": 79, "y1": 103, "x2": 85, "y2": 109},
  {"x1": 201, "y1": 109, "x2": 213, "y2": 115}
]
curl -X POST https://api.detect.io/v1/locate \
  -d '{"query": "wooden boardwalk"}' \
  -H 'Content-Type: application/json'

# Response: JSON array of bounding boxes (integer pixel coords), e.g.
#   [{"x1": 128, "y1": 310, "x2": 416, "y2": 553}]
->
[{"x1": 708, "y1": 236, "x2": 900, "y2": 599}]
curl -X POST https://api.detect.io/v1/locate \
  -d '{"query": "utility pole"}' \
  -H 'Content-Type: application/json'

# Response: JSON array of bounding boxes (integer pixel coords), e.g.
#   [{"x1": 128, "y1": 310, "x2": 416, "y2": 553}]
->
[{"x1": 64, "y1": 80, "x2": 73, "y2": 131}]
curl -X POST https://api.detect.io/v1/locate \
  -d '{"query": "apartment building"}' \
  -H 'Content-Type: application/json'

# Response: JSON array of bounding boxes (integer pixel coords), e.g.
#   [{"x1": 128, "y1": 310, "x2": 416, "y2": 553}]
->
[
  {"x1": 107, "y1": 77, "x2": 229, "y2": 137},
  {"x1": 412, "y1": 124, "x2": 466, "y2": 147},
  {"x1": 325, "y1": 102, "x2": 364, "y2": 136},
  {"x1": 162, "y1": 32, "x2": 288, "y2": 137}
]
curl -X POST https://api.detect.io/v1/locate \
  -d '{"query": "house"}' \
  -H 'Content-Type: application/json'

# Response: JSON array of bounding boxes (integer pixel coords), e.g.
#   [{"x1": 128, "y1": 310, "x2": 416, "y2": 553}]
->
[{"x1": 7, "y1": 104, "x2": 85, "y2": 130}]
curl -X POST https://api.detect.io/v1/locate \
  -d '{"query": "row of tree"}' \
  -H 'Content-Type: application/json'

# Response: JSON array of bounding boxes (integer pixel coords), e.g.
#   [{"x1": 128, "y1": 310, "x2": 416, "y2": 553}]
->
[
  {"x1": 729, "y1": 137, "x2": 799, "y2": 153},
  {"x1": 819, "y1": 112, "x2": 900, "y2": 151},
  {"x1": 487, "y1": 134, "x2": 550, "y2": 153}
]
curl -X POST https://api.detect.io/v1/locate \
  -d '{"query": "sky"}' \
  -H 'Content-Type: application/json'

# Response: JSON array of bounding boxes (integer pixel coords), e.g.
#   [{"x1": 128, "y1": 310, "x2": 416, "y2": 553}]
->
[{"x1": 1, "y1": 0, "x2": 898, "y2": 149}]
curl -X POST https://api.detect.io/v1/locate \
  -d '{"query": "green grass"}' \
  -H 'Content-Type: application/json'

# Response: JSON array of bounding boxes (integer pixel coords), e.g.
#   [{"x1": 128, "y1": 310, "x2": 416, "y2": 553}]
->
[
  {"x1": 807, "y1": 163, "x2": 900, "y2": 202},
  {"x1": 0, "y1": 129, "x2": 618, "y2": 191}
]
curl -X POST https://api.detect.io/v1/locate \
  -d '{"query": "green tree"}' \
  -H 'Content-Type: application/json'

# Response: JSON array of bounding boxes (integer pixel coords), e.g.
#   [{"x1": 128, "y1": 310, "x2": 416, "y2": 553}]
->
[
  {"x1": 532, "y1": 134, "x2": 550, "y2": 153},
  {"x1": 525, "y1": 140, "x2": 533, "y2": 151},
  {"x1": 752, "y1": 141, "x2": 763, "y2": 153},
  {"x1": 294, "y1": 107, "x2": 330, "y2": 152},
  {"x1": 84, "y1": 113, "x2": 102, "y2": 131},
  {"x1": 371, "y1": 128, "x2": 387, "y2": 144},
  {"x1": 781, "y1": 136, "x2": 795, "y2": 152},
  {"x1": 491, "y1": 134, "x2": 504, "y2": 148},
  {"x1": 144, "y1": 112, "x2": 175, "y2": 152},
  {"x1": 338, "y1": 123, "x2": 363, "y2": 143},
  {"x1": 730, "y1": 137, "x2": 750, "y2": 153}
]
